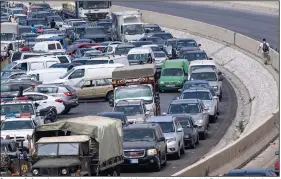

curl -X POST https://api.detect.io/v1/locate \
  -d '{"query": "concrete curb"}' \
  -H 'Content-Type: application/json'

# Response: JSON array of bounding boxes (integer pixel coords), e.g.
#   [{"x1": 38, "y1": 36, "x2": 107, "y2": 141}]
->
[{"x1": 111, "y1": 5, "x2": 279, "y2": 176}]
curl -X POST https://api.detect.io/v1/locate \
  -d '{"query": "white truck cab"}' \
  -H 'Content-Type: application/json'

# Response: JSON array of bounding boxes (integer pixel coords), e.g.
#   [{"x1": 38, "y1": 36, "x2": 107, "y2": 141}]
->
[{"x1": 33, "y1": 41, "x2": 66, "y2": 54}]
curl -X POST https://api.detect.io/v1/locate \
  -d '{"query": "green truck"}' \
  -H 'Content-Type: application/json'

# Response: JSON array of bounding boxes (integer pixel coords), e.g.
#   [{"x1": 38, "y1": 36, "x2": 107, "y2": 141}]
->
[{"x1": 159, "y1": 59, "x2": 189, "y2": 91}]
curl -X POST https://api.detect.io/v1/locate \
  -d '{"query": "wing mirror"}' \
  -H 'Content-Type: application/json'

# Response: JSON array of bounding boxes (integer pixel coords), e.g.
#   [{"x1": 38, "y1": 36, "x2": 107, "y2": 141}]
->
[
  {"x1": 204, "y1": 106, "x2": 209, "y2": 111},
  {"x1": 198, "y1": 44, "x2": 201, "y2": 47},
  {"x1": 218, "y1": 71, "x2": 222, "y2": 75},
  {"x1": 177, "y1": 128, "x2": 183, "y2": 132},
  {"x1": 218, "y1": 76, "x2": 223, "y2": 81},
  {"x1": 158, "y1": 136, "x2": 166, "y2": 142},
  {"x1": 109, "y1": 99, "x2": 114, "y2": 107},
  {"x1": 213, "y1": 96, "x2": 218, "y2": 100}
]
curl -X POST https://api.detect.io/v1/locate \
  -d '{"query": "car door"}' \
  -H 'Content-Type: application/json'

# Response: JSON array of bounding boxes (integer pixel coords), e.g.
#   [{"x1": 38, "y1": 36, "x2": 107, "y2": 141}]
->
[
  {"x1": 68, "y1": 69, "x2": 85, "y2": 86},
  {"x1": 94, "y1": 79, "x2": 112, "y2": 98},
  {"x1": 189, "y1": 118, "x2": 197, "y2": 141},
  {"x1": 175, "y1": 119, "x2": 184, "y2": 145},
  {"x1": 77, "y1": 80, "x2": 95, "y2": 99}
]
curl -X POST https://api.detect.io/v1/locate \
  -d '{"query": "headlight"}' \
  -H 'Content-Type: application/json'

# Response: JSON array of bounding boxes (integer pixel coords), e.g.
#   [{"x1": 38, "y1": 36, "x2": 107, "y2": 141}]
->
[
  {"x1": 166, "y1": 137, "x2": 176, "y2": 143},
  {"x1": 196, "y1": 120, "x2": 203, "y2": 124},
  {"x1": 33, "y1": 169, "x2": 39, "y2": 175},
  {"x1": 61, "y1": 169, "x2": 67, "y2": 175},
  {"x1": 147, "y1": 149, "x2": 158, "y2": 156},
  {"x1": 213, "y1": 86, "x2": 218, "y2": 89},
  {"x1": 160, "y1": 81, "x2": 164, "y2": 84}
]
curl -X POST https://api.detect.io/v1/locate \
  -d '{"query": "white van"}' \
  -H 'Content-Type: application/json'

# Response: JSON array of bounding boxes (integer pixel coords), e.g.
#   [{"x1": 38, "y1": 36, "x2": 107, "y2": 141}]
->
[
  {"x1": 188, "y1": 60, "x2": 219, "y2": 76},
  {"x1": 88, "y1": 55, "x2": 129, "y2": 66},
  {"x1": 127, "y1": 47, "x2": 155, "y2": 65},
  {"x1": 33, "y1": 41, "x2": 66, "y2": 54},
  {"x1": 10, "y1": 52, "x2": 44, "y2": 62},
  {"x1": 49, "y1": 63, "x2": 125, "y2": 86},
  {"x1": 27, "y1": 68, "x2": 68, "y2": 83},
  {"x1": 3, "y1": 56, "x2": 60, "y2": 72}
]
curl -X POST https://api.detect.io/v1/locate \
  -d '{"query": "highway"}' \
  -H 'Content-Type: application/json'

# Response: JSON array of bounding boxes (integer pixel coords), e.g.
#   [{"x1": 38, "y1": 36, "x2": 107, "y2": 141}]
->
[{"x1": 114, "y1": 1, "x2": 279, "y2": 50}]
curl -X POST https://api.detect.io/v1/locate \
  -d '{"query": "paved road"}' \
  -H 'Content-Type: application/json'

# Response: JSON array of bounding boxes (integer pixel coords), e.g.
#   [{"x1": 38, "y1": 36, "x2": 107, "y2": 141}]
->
[
  {"x1": 61, "y1": 77, "x2": 237, "y2": 176},
  {"x1": 113, "y1": 1, "x2": 279, "y2": 50}
]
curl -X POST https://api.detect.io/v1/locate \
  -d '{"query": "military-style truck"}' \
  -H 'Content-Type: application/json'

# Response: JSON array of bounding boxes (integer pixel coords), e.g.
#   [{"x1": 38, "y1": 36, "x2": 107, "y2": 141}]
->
[
  {"x1": 110, "y1": 64, "x2": 161, "y2": 116},
  {"x1": 30, "y1": 116, "x2": 123, "y2": 176}
]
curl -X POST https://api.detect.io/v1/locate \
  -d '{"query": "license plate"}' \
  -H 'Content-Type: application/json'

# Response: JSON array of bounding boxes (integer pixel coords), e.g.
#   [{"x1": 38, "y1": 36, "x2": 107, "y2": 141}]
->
[
  {"x1": 130, "y1": 159, "x2": 138, "y2": 164},
  {"x1": 166, "y1": 84, "x2": 175, "y2": 87}
]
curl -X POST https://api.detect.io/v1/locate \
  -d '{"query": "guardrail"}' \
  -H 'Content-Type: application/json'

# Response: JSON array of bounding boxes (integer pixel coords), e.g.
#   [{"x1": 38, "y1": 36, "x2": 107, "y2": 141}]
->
[{"x1": 112, "y1": 5, "x2": 279, "y2": 176}]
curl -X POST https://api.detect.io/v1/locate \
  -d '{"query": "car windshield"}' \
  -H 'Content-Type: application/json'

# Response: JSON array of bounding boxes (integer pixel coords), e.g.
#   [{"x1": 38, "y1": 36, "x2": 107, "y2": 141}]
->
[
  {"x1": 182, "y1": 91, "x2": 211, "y2": 100},
  {"x1": 181, "y1": 52, "x2": 208, "y2": 61},
  {"x1": 177, "y1": 40, "x2": 197, "y2": 48},
  {"x1": 154, "y1": 52, "x2": 166, "y2": 58},
  {"x1": 60, "y1": 68, "x2": 75, "y2": 79},
  {"x1": 144, "y1": 26, "x2": 161, "y2": 33},
  {"x1": 150, "y1": 46, "x2": 162, "y2": 52},
  {"x1": 178, "y1": 119, "x2": 191, "y2": 128},
  {"x1": 1, "y1": 104, "x2": 35, "y2": 115},
  {"x1": 190, "y1": 72, "x2": 217, "y2": 81},
  {"x1": 33, "y1": 13, "x2": 52, "y2": 18},
  {"x1": 85, "y1": 28, "x2": 105, "y2": 34},
  {"x1": 149, "y1": 38, "x2": 164, "y2": 45},
  {"x1": 156, "y1": 122, "x2": 175, "y2": 133},
  {"x1": 124, "y1": 129, "x2": 155, "y2": 142},
  {"x1": 162, "y1": 68, "x2": 183, "y2": 76},
  {"x1": 114, "y1": 105, "x2": 143, "y2": 116},
  {"x1": 27, "y1": 19, "x2": 45, "y2": 26},
  {"x1": 79, "y1": 49, "x2": 92, "y2": 56},
  {"x1": 123, "y1": 24, "x2": 144, "y2": 35},
  {"x1": 153, "y1": 33, "x2": 173, "y2": 40},
  {"x1": 184, "y1": 83, "x2": 209, "y2": 89},
  {"x1": 73, "y1": 21, "x2": 87, "y2": 27},
  {"x1": 166, "y1": 40, "x2": 177, "y2": 48},
  {"x1": 1, "y1": 83, "x2": 30, "y2": 92},
  {"x1": 1, "y1": 33, "x2": 14, "y2": 41},
  {"x1": 190, "y1": 65, "x2": 216, "y2": 71},
  {"x1": 37, "y1": 143, "x2": 57, "y2": 156},
  {"x1": 168, "y1": 103, "x2": 200, "y2": 114},
  {"x1": 58, "y1": 143, "x2": 79, "y2": 155},
  {"x1": 80, "y1": 1, "x2": 109, "y2": 9},
  {"x1": 127, "y1": 53, "x2": 149, "y2": 63},
  {"x1": 115, "y1": 86, "x2": 153, "y2": 99},
  {"x1": 1, "y1": 120, "x2": 33, "y2": 130},
  {"x1": 115, "y1": 47, "x2": 133, "y2": 55}
]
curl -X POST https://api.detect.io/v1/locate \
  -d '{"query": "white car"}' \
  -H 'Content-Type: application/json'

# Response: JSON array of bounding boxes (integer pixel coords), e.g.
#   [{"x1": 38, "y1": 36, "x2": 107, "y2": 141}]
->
[
  {"x1": 1, "y1": 116, "x2": 38, "y2": 148},
  {"x1": 180, "y1": 87, "x2": 219, "y2": 122},
  {"x1": 153, "y1": 51, "x2": 168, "y2": 69},
  {"x1": 23, "y1": 92, "x2": 65, "y2": 115},
  {"x1": 147, "y1": 115, "x2": 185, "y2": 159}
]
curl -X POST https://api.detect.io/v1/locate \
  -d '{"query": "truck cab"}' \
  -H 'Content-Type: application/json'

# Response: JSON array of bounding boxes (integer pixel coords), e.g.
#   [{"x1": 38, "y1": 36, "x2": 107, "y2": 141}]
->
[{"x1": 111, "y1": 11, "x2": 145, "y2": 42}]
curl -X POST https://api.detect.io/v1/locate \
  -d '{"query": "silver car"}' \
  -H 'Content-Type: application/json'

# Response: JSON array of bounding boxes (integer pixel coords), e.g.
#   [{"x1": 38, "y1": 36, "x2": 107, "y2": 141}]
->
[
  {"x1": 188, "y1": 67, "x2": 223, "y2": 101},
  {"x1": 180, "y1": 87, "x2": 219, "y2": 122},
  {"x1": 33, "y1": 84, "x2": 79, "y2": 114},
  {"x1": 154, "y1": 51, "x2": 168, "y2": 70},
  {"x1": 165, "y1": 99, "x2": 209, "y2": 140},
  {"x1": 113, "y1": 99, "x2": 150, "y2": 124}
]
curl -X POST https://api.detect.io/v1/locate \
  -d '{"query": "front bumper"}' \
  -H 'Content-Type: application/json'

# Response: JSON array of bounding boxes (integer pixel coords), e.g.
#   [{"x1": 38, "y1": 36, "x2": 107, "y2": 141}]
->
[
  {"x1": 122, "y1": 155, "x2": 158, "y2": 167},
  {"x1": 184, "y1": 137, "x2": 193, "y2": 146},
  {"x1": 166, "y1": 141, "x2": 179, "y2": 154},
  {"x1": 159, "y1": 83, "x2": 183, "y2": 91},
  {"x1": 196, "y1": 125, "x2": 206, "y2": 133}
]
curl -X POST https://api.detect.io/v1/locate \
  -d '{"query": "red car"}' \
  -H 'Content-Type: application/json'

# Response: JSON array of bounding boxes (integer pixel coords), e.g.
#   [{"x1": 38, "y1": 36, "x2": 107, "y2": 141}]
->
[{"x1": 66, "y1": 43, "x2": 100, "y2": 55}]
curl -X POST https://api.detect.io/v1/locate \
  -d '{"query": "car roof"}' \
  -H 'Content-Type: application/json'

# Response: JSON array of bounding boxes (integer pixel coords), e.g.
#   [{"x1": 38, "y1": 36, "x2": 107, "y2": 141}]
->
[
  {"x1": 191, "y1": 67, "x2": 217, "y2": 73},
  {"x1": 171, "y1": 99, "x2": 200, "y2": 104},
  {"x1": 182, "y1": 87, "x2": 211, "y2": 93},
  {"x1": 147, "y1": 116, "x2": 175, "y2": 122},
  {"x1": 183, "y1": 50, "x2": 205, "y2": 54},
  {"x1": 124, "y1": 123, "x2": 158, "y2": 130},
  {"x1": 190, "y1": 60, "x2": 216, "y2": 66}
]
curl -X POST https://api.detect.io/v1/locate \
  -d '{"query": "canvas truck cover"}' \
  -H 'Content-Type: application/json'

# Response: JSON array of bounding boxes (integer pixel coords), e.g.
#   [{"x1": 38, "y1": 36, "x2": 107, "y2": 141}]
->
[
  {"x1": 1, "y1": 22, "x2": 19, "y2": 34},
  {"x1": 112, "y1": 64, "x2": 156, "y2": 80},
  {"x1": 35, "y1": 116, "x2": 123, "y2": 164}
]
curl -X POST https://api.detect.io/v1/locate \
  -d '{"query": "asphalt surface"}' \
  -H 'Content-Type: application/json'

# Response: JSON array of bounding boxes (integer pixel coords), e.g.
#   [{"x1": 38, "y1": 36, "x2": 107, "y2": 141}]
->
[
  {"x1": 113, "y1": 1, "x2": 279, "y2": 50},
  {"x1": 60, "y1": 77, "x2": 237, "y2": 176}
]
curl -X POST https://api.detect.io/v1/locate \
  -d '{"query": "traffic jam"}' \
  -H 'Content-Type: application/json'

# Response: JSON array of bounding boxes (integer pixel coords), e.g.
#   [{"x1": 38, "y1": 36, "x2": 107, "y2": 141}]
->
[{"x1": 1, "y1": 1, "x2": 225, "y2": 176}]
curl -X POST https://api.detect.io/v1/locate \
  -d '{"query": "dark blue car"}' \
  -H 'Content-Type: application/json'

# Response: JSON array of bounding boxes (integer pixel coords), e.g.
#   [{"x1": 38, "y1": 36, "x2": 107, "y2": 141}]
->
[
  {"x1": 225, "y1": 169, "x2": 278, "y2": 176},
  {"x1": 181, "y1": 80, "x2": 216, "y2": 96}
]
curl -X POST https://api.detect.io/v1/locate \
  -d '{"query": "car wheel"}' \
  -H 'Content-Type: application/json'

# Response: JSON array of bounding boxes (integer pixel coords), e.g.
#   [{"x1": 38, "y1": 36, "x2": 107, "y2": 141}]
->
[
  {"x1": 106, "y1": 91, "x2": 114, "y2": 101},
  {"x1": 162, "y1": 152, "x2": 167, "y2": 166},
  {"x1": 154, "y1": 155, "x2": 162, "y2": 172},
  {"x1": 174, "y1": 145, "x2": 181, "y2": 159},
  {"x1": 195, "y1": 135, "x2": 200, "y2": 144},
  {"x1": 61, "y1": 108, "x2": 71, "y2": 115},
  {"x1": 199, "y1": 131, "x2": 207, "y2": 140},
  {"x1": 180, "y1": 143, "x2": 185, "y2": 154}
]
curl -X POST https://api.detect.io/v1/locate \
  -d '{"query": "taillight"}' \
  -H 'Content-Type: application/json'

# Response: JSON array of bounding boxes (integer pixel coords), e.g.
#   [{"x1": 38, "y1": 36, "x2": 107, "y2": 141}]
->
[
  {"x1": 55, "y1": 99, "x2": 63, "y2": 103},
  {"x1": 64, "y1": 92, "x2": 73, "y2": 96},
  {"x1": 275, "y1": 161, "x2": 279, "y2": 170}
]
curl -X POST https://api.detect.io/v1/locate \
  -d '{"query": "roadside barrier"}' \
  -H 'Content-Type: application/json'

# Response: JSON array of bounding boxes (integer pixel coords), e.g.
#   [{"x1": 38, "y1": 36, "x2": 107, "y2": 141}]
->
[{"x1": 112, "y1": 5, "x2": 279, "y2": 176}]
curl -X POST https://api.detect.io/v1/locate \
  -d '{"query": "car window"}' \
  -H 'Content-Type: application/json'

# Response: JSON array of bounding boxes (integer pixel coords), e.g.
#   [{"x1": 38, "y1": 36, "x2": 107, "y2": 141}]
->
[
  {"x1": 95, "y1": 79, "x2": 109, "y2": 86},
  {"x1": 83, "y1": 80, "x2": 95, "y2": 87},
  {"x1": 46, "y1": 61, "x2": 58, "y2": 68},
  {"x1": 11, "y1": 52, "x2": 22, "y2": 61},
  {"x1": 35, "y1": 87, "x2": 58, "y2": 93},
  {"x1": 108, "y1": 46, "x2": 113, "y2": 52},
  {"x1": 57, "y1": 56, "x2": 69, "y2": 63},
  {"x1": 48, "y1": 44, "x2": 56, "y2": 50},
  {"x1": 69, "y1": 69, "x2": 85, "y2": 79},
  {"x1": 26, "y1": 94, "x2": 47, "y2": 100},
  {"x1": 30, "y1": 62, "x2": 44, "y2": 70},
  {"x1": 56, "y1": 43, "x2": 62, "y2": 49}
]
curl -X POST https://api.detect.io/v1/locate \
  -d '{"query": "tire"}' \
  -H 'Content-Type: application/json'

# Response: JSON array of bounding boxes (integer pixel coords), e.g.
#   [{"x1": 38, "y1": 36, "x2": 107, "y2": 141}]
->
[
  {"x1": 209, "y1": 114, "x2": 217, "y2": 123},
  {"x1": 180, "y1": 143, "x2": 185, "y2": 154},
  {"x1": 195, "y1": 135, "x2": 200, "y2": 145},
  {"x1": 162, "y1": 152, "x2": 167, "y2": 166},
  {"x1": 199, "y1": 131, "x2": 207, "y2": 140},
  {"x1": 61, "y1": 108, "x2": 71, "y2": 115},
  {"x1": 109, "y1": 169, "x2": 118, "y2": 176},
  {"x1": 154, "y1": 155, "x2": 162, "y2": 172},
  {"x1": 174, "y1": 145, "x2": 181, "y2": 159},
  {"x1": 106, "y1": 91, "x2": 113, "y2": 101}
]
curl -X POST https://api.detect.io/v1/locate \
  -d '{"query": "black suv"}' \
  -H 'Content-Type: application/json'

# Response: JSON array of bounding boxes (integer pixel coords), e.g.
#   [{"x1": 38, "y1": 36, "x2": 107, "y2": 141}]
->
[{"x1": 122, "y1": 123, "x2": 167, "y2": 171}]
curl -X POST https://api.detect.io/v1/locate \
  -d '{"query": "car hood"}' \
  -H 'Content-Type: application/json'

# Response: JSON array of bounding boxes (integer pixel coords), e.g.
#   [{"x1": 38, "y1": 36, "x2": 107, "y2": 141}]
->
[
  {"x1": 124, "y1": 34, "x2": 144, "y2": 41},
  {"x1": 163, "y1": 132, "x2": 176, "y2": 139},
  {"x1": 124, "y1": 141, "x2": 155, "y2": 150},
  {"x1": 33, "y1": 158, "x2": 81, "y2": 168},
  {"x1": 188, "y1": 113, "x2": 203, "y2": 121},
  {"x1": 202, "y1": 100, "x2": 213, "y2": 106},
  {"x1": 1, "y1": 129, "x2": 34, "y2": 138},
  {"x1": 160, "y1": 76, "x2": 184, "y2": 82}
]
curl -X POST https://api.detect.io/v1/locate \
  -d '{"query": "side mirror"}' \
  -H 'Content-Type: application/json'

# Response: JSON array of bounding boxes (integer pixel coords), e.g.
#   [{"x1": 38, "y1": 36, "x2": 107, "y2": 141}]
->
[
  {"x1": 198, "y1": 44, "x2": 201, "y2": 47},
  {"x1": 218, "y1": 76, "x2": 223, "y2": 81},
  {"x1": 208, "y1": 57, "x2": 213, "y2": 60},
  {"x1": 275, "y1": 151, "x2": 279, "y2": 155},
  {"x1": 177, "y1": 128, "x2": 183, "y2": 132},
  {"x1": 158, "y1": 136, "x2": 166, "y2": 142},
  {"x1": 162, "y1": 112, "x2": 167, "y2": 116},
  {"x1": 204, "y1": 106, "x2": 209, "y2": 111},
  {"x1": 213, "y1": 96, "x2": 218, "y2": 100},
  {"x1": 109, "y1": 99, "x2": 114, "y2": 107},
  {"x1": 218, "y1": 71, "x2": 222, "y2": 75}
]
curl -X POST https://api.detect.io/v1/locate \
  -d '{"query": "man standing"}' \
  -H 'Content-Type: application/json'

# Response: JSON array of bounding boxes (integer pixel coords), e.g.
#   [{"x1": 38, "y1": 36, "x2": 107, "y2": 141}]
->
[
  {"x1": 258, "y1": 38, "x2": 270, "y2": 65},
  {"x1": 50, "y1": 19, "x2": 56, "y2": 29}
]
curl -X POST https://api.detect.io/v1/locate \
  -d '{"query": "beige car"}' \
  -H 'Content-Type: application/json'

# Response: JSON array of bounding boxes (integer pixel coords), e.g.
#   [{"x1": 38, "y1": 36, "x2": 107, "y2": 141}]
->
[{"x1": 75, "y1": 77, "x2": 113, "y2": 100}]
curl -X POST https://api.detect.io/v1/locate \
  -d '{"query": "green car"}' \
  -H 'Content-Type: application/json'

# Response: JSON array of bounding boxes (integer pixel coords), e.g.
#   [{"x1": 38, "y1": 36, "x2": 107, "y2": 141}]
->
[{"x1": 159, "y1": 59, "x2": 189, "y2": 91}]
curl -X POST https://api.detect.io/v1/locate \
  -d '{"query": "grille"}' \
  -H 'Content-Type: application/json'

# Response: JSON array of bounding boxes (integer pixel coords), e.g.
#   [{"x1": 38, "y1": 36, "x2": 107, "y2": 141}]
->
[
  {"x1": 40, "y1": 168, "x2": 59, "y2": 176},
  {"x1": 124, "y1": 149, "x2": 145, "y2": 158},
  {"x1": 10, "y1": 136, "x2": 25, "y2": 142}
]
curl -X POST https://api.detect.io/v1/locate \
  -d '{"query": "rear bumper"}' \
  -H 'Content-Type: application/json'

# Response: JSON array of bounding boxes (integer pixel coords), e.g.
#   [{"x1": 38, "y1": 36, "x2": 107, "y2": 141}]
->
[{"x1": 63, "y1": 100, "x2": 79, "y2": 109}]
